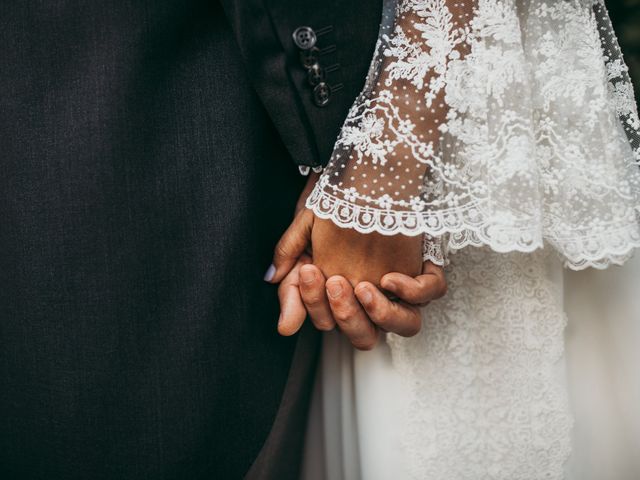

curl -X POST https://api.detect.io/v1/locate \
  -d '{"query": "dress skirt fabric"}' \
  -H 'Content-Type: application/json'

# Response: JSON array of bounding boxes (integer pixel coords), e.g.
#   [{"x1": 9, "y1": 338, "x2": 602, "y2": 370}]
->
[{"x1": 302, "y1": 250, "x2": 640, "y2": 480}]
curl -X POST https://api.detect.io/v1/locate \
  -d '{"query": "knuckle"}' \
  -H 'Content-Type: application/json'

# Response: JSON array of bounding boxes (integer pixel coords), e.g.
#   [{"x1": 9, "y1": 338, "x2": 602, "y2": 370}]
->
[
  {"x1": 401, "y1": 283, "x2": 422, "y2": 304},
  {"x1": 406, "y1": 288, "x2": 422, "y2": 304},
  {"x1": 371, "y1": 308, "x2": 392, "y2": 328},
  {"x1": 333, "y1": 305, "x2": 357, "y2": 323},
  {"x1": 300, "y1": 208, "x2": 314, "y2": 224},
  {"x1": 372, "y1": 301, "x2": 398, "y2": 325},
  {"x1": 396, "y1": 283, "x2": 411, "y2": 297},
  {"x1": 302, "y1": 293, "x2": 323, "y2": 308},
  {"x1": 274, "y1": 242, "x2": 290, "y2": 261}
]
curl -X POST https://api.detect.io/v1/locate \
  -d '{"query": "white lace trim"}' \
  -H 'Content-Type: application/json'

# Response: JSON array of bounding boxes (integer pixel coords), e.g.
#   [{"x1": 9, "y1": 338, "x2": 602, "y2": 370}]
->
[
  {"x1": 308, "y1": 185, "x2": 640, "y2": 270},
  {"x1": 307, "y1": 0, "x2": 640, "y2": 270}
]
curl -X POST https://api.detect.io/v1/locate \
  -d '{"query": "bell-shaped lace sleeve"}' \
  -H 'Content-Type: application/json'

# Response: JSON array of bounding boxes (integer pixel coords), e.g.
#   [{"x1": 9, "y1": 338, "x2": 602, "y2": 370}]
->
[{"x1": 306, "y1": 0, "x2": 640, "y2": 270}]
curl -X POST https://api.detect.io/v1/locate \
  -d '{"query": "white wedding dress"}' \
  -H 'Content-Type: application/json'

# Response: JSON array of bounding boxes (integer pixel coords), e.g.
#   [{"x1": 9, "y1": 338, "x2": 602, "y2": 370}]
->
[
  {"x1": 301, "y1": 1, "x2": 640, "y2": 478},
  {"x1": 303, "y1": 251, "x2": 640, "y2": 480}
]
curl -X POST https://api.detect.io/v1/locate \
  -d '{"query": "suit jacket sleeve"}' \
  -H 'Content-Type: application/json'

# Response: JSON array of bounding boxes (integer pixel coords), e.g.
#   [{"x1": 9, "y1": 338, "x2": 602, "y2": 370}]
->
[{"x1": 220, "y1": 0, "x2": 383, "y2": 170}]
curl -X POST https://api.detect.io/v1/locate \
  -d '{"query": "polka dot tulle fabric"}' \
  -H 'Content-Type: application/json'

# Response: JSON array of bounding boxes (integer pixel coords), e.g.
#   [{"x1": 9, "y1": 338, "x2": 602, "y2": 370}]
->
[{"x1": 306, "y1": 0, "x2": 640, "y2": 269}]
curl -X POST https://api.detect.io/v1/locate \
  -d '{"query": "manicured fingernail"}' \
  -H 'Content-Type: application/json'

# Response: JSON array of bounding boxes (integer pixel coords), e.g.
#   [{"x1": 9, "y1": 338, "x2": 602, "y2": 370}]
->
[
  {"x1": 263, "y1": 264, "x2": 276, "y2": 282},
  {"x1": 300, "y1": 268, "x2": 315, "y2": 285},
  {"x1": 358, "y1": 288, "x2": 373, "y2": 305},
  {"x1": 326, "y1": 282, "x2": 343, "y2": 299}
]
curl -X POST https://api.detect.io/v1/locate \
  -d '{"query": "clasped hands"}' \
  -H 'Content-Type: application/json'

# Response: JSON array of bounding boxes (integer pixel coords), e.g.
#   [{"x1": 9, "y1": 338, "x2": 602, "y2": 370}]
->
[{"x1": 265, "y1": 174, "x2": 447, "y2": 350}]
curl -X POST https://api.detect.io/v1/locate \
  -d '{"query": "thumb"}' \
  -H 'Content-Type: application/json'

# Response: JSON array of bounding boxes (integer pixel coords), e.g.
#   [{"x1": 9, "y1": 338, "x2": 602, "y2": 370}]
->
[{"x1": 265, "y1": 209, "x2": 314, "y2": 284}]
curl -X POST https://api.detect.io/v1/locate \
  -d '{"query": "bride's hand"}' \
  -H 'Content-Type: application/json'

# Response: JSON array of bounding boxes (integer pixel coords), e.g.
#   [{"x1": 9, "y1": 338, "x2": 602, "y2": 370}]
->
[
  {"x1": 311, "y1": 217, "x2": 423, "y2": 287},
  {"x1": 267, "y1": 171, "x2": 423, "y2": 288}
]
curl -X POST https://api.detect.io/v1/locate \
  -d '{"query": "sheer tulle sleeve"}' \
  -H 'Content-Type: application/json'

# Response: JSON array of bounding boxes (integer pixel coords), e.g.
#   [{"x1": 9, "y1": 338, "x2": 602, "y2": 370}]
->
[{"x1": 306, "y1": 0, "x2": 640, "y2": 270}]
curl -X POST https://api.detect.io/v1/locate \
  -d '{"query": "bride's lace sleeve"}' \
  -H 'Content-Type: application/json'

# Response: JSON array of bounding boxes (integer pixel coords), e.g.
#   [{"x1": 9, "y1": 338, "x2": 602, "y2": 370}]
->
[{"x1": 306, "y1": 0, "x2": 640, "y2": 270}]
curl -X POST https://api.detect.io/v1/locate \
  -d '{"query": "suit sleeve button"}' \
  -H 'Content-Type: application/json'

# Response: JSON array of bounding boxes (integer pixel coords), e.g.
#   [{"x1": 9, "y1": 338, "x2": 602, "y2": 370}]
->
[
  {"x1": 292, "y1": 26, "x2": 317, "y2": 50},
  {"x1": 313, "y1": 82, "x2": 331, "y2": 107},
  {"x1": 307, "y1": 63, "x2": 326, "y2": 86},
  {"x1": 300, "y1": 47, "x2": 320, "y2": 68}
]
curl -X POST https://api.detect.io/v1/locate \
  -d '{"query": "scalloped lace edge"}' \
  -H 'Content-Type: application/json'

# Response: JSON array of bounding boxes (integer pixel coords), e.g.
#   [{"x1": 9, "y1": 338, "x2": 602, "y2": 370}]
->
[{"x1": 307, "y1": 189, "x2": 640, "y2": 271}]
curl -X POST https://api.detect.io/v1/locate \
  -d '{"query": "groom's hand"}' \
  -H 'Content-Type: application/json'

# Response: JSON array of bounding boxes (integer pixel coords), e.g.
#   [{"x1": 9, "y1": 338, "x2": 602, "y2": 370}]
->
[{"x1": 294, "y1": 260, "x2": 446, "y2": 349}]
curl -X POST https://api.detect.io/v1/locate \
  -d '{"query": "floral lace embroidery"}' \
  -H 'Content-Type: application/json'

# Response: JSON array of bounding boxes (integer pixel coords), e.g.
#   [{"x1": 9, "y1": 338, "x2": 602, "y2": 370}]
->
[
  {"x1": 387, "y1": 246, "x2": 573, "y2": 479},
  {"x1": 306, "y1": 0, "x2": 640, "y2": 270}
]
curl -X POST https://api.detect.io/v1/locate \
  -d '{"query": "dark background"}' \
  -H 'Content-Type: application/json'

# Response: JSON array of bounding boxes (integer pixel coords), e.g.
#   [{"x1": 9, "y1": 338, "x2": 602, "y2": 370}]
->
[{"x1": 610, "y1": 0, "x2": 640, "y2": 103}]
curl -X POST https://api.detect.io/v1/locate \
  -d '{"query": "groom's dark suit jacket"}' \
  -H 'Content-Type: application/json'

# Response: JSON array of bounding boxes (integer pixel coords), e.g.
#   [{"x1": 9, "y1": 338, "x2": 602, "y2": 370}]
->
[{"x1": 0, "y1": 1, "x2": 381, "y2": 479}]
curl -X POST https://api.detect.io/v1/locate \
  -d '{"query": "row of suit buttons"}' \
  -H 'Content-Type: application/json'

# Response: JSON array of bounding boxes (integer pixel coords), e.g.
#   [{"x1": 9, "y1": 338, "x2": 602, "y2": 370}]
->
[{"x1": 292, "y1": 26, "x2": 343, "y2": 108}]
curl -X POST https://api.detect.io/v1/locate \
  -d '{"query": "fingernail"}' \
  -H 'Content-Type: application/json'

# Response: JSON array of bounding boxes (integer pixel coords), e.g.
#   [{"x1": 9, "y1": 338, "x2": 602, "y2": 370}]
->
[
  {"x1": 358, "y1": 288, "x2": 373, "y2": 305},
  {"x1": 263, "y1": 264, "x2": 276, "y2": 282},
  {"x1": 300, "y1": 268, "x2": 315, "y2": 285},
  {"x1": 326, "y1": 282, "x2": 343, "y2": 299}
]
